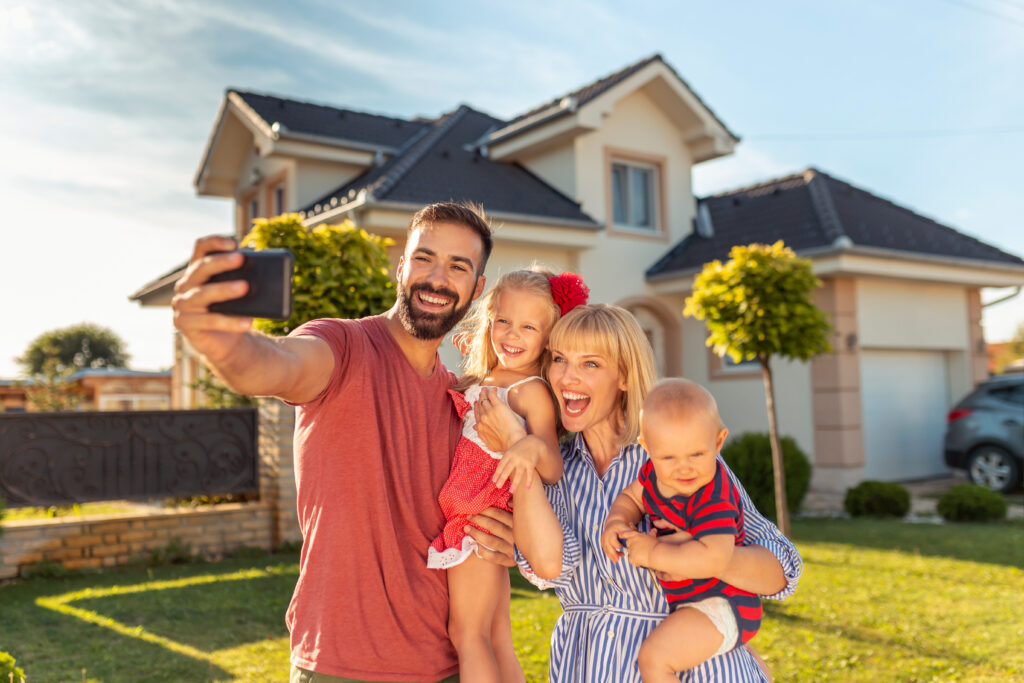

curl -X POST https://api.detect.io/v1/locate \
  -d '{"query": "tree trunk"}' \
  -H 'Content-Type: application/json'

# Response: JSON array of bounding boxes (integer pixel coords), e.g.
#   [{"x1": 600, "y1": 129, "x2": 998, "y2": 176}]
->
[{"x1": 760, "y1": 354, "x2": 790, "y2": 536}]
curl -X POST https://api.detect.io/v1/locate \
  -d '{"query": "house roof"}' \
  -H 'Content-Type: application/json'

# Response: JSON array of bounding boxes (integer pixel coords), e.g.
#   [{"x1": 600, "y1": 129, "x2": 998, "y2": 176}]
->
[
  {"x1": 67, "y1": 368, "x2": 172, "y2": 381},
  {"x1": 300, "y1": 104, "x2": 599, "y2": 227},
  {"x1": 229, "y1": 89, "x2": 430, "y2": 150},
  {"x1": 483, "y1": 53, "x2": 739, "y2": 147},
  {"x1": 646, "y1": 168, "x2": 1024, "y2": 277}
]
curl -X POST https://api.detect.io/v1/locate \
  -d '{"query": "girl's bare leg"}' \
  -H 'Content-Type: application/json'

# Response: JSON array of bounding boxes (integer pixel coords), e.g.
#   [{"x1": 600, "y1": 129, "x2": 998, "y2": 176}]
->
[
  {"x1": 489, "y1": 570, "x2": 525, "y2": 683},
  {"x1": 448, "y1": 553, "x2": 511, "y2": 683},
  {"x1": 637, "y1": 608, "x2": 723, "y2": 683}
]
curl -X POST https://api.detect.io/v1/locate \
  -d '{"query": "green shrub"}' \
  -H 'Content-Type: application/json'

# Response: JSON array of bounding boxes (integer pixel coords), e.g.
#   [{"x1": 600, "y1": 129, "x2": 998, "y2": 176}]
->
[
  {"x1": 241, "y1": 213, "x2": 396, "y2": 336},
  {"x1": 0, "y1": 650, "x2": 25, "y2": 681},
  {"x1": 844, "y1": 481, "x2": 911, "y2": 518},
  {"x1": 721, "y1": 432, "x2": 812, "y2": 520},
  {"x1": 937, "y1": 484, "x2": 1007, "y2": 522},
  {"x1": 21, "y1": 559, "x2": 76, "y2": 580},
  {"x1": 148, "y1": 538, "x2": 200, "y2": 566}
]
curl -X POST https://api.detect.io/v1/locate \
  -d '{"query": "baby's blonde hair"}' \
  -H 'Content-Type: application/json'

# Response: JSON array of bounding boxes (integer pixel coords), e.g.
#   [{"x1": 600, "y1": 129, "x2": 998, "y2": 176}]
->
[
  {"x1": 642, "y1": 378, "x2": 724, "y2": 434},
  {"x1": 547, "y1": 304, "x2": 656, "y2": 447},
  {"x1": 454, "y1": 267, "x2": 559, "y2": 391}
]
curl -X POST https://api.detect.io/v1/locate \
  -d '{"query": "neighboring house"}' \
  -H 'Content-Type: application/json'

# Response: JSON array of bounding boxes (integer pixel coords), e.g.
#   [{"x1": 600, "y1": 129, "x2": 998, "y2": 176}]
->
[
  {"x1": 0, "y1": 370, "x2": 171, "y2": 412},
  {"x1": 66, "y1": 368, "x2": 172, "y2": 411},
  {"x1": 131, "y1": 54, "x2": 1024, "y2": 492},
  {"x1": 0, "y1": 380, "x2": 28, "y2": 412}
]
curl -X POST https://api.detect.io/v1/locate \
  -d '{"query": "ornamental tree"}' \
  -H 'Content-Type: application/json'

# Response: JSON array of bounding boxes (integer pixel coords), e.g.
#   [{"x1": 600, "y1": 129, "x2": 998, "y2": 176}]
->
[
  {"x1": 684, "y1": 241, "x2": 832, "y2": 535},
  {"x1": 240, "y1": 213, "x2": 396, "y2": 336},
  {"x1": 18, "y1": 323, "x2": 129, "y2": 376}
]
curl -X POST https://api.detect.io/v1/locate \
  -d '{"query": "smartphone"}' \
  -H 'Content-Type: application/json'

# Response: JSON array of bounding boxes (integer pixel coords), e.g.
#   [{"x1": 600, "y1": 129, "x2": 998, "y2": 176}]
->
[{"x1": 208, "y1": 248, "x2": 294, "y2": 320}]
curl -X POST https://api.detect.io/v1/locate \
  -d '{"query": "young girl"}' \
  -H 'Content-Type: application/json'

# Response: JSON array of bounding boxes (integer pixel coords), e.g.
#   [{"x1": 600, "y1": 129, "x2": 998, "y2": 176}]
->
[{"x1": 427, "y1": 267, "x2": 588, "y2": 683}]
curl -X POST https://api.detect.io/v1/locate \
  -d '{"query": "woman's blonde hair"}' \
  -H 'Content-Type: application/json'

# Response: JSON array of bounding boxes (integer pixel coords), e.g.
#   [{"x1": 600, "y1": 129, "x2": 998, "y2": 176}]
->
[
  {"x1": 454, "y1": 266, "x2": 559, "y2": 391},
  {"x1": 547, "y1": 304, "x2": 656, "y2": 447}
]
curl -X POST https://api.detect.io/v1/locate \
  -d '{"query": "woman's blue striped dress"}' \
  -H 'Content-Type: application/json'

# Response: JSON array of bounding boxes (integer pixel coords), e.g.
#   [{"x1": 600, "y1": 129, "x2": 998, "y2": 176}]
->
[{"x1": 516, "y1": 434, "x2": 803, "y2": 683}]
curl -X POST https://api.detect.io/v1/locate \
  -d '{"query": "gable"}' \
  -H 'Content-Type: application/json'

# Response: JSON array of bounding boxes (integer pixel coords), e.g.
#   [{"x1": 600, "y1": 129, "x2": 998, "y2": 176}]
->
[{"x1": 483, "y1": 54, "x2": 738, "y2": 164}]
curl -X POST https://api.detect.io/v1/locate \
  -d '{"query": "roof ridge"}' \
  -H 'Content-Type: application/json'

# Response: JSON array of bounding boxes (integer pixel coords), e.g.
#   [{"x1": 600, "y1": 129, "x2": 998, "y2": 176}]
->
[
  {"x1": 368, "y1": 106, "x2": 470, "y2": 200},
  {"x1": 228, "y1": 88, "x2": 415, "y2": 126},
  {"x1": 820, "y1": 171, "x2": 1021, "y2": 259},
  {"x1": 805, "y1": 169, "x2": 846, "y2": 242},
  {"x1": 502, "y1": 53, "x2": 663, "y2": 126},
  {"x1": 701, "y1": 169, "x2": 811, "y2": 199}
]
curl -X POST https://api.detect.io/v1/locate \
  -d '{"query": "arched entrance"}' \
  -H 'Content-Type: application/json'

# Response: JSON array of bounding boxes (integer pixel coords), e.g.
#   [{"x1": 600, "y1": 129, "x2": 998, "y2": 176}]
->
[{"x1": 618, "y1": 297, "x2": 683, "y2": 378}]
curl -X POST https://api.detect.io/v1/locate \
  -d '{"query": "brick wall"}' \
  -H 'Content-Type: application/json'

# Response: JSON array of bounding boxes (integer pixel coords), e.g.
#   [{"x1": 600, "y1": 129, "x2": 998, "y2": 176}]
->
[{"x1": 0, "y1": 502, "x2": 273, "y2": 580}]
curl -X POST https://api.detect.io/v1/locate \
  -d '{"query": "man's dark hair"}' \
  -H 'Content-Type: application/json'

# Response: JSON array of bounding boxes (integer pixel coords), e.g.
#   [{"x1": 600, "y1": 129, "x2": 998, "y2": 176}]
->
[{"x1": 408, "y1": 201, "x2": 493, "y2": 274}]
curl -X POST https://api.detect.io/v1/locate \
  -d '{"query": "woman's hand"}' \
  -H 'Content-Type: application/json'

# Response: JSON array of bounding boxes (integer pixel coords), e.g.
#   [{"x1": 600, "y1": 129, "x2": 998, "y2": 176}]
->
[
  {"x1": 465, "y1": 506, "x2": 516, "y2": 567},
  {"x1": 474, "y1": 386, "x2": 527, "y2": 453}
]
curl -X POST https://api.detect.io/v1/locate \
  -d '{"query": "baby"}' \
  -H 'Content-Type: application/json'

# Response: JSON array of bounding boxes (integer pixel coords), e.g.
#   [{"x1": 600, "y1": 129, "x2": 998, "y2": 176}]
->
[{"x1": 601, "y1": 378, "x2": 762, "y2": 682}]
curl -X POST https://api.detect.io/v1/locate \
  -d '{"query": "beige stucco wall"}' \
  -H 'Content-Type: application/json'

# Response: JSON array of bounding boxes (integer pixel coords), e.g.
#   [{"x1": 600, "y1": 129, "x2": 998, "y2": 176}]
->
[
  {"x1": 519, "y1": 144, "x2": 576, "y2": 201},
  {"x1": 573, "y1": 89, "x2": 698, "y2": 310},
  {"x1": 856, "y1": 279, "x2": 969, "y2": 350},
  {"x1": 679, "y1": 316, "x2": 816, "y2": 459},
  {"x1": 293, "y1": 159, "x2": 367, "y2": 211}
]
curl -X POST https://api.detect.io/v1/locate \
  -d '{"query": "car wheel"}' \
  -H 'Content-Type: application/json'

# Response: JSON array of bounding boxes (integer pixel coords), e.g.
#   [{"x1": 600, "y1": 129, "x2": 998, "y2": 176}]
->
[{"x1": 967, "y1": 446, "x2": 1021, "y2": 494}]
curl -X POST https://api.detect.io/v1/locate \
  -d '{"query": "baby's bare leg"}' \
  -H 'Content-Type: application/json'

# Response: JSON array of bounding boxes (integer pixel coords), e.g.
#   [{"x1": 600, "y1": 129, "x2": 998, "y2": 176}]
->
[
  {"x1": 448, "y1": 553, "x2": 509, "y2": 683},
  {"x1": 637, "y1": 608, "x2": 724, "y2": 683}
]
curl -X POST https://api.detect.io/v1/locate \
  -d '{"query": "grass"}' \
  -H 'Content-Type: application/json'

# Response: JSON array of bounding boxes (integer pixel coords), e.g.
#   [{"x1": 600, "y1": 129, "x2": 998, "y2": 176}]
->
[{"x1": 0, "y1": 519, "x2": 1021, "y2": 682}]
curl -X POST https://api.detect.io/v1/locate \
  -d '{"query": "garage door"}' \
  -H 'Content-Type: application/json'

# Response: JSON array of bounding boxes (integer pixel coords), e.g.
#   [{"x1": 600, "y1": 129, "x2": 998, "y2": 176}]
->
[{"x1": 860, "y1": 350, "x2": 950, "y2": 480}]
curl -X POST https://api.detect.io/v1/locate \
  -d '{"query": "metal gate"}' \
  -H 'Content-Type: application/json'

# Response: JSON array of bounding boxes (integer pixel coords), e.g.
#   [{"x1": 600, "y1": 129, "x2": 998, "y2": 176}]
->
[{"x1": 0, "y1": 409, "x2": 258, "y2": 507}]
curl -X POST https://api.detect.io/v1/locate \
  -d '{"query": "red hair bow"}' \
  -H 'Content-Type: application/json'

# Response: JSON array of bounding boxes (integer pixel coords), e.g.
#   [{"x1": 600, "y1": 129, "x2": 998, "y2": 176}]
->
[{"x1": 548, "y1": 272, "x2": 590, "y2": 316}]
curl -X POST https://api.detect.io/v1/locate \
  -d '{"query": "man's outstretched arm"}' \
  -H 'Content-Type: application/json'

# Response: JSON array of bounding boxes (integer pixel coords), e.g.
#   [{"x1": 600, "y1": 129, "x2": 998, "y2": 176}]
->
[{"x1": 172, "y1": 235, "x2": 334, "y2": 404}]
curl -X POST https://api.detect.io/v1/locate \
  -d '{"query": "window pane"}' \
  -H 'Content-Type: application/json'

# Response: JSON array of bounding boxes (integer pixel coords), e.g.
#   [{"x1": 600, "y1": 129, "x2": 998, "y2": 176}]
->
[
  {"x1": 274, "y1": 186, "x2": 284, "y2": 215},
  {"x1": 249, "y1": 199, "x2": 259, "y2": 221},
  {"x1": 630, "y1": 167, "x2": 652, "y2": 228},
  {"x1": 611, "y1": 164, "x2": 628, "y2": 224}
]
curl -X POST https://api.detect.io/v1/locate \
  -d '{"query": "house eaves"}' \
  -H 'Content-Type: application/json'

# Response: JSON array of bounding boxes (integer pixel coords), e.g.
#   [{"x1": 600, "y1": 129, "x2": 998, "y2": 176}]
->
[{"x1": 479, "y1": 54, "x2": 739, "y2": 160}]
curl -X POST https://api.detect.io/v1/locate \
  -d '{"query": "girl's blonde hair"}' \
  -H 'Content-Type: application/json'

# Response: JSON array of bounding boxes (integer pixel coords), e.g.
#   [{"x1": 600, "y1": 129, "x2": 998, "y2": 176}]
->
[
  {"x1": 454, "y1": 266, "x2": 559, "y2": 391},
  {"x1": 547, "y1": 304, "x2": 656, "y2": 447}
]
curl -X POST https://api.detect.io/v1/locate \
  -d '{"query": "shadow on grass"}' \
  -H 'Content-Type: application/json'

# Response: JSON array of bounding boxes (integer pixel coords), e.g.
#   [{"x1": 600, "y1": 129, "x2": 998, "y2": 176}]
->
[
  {"x1": 791, "y1": 518, "x2": 1024, "y2": 568},
  {"x1": 70, "y1": 566, "x2": 297, "y2": 652},
  {"x1": 0, "y1": 554, "x2": 299, "y2": 682},
  {"x1": 763, "y1": 605, "x2": 997, "y2": 672}
]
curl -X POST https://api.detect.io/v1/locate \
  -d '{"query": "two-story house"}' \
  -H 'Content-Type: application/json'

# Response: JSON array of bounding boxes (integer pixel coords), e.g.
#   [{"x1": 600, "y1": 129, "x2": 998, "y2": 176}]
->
[{"x1": 131, "y1": 54, "x2": 1024, "y2": 492}]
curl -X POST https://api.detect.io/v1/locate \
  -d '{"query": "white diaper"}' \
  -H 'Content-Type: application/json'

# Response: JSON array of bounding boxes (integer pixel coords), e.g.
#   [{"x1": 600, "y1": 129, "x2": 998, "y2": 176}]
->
[{"x1": 683, "y1": 596, "x2": 738, "y2": 656}]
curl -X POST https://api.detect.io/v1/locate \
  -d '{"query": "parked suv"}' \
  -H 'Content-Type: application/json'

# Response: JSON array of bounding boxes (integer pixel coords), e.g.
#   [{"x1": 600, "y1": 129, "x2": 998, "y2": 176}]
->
[{"x1": 944, "y1": 374, "x2": 1024, "y2": 493}]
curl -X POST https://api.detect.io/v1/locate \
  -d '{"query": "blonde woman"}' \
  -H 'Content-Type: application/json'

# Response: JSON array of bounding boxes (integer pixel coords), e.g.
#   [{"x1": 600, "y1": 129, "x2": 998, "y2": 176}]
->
[{"x1": 475, "y1": 304, "x2": 802, "y2": 682}]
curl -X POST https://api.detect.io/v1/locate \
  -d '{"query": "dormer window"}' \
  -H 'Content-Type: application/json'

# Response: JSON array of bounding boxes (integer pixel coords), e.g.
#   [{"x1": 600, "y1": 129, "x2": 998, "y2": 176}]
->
[
  {"x1": 612, "y1": 161, "x2": 656, "y2": 230},
  {"x1": 606, "y1": 150, "x2": 666, "y2": 238}
]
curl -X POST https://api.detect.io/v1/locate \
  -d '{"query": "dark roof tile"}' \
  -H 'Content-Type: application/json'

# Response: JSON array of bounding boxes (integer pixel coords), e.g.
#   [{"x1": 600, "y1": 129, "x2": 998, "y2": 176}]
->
[
  {"x1": 647, "y1": 169, "x2": 1024, "y2": 277},
  {"x1": 231, "y1": 89, "x2": 429, "y2": 149},
  {"x1": 302, "y1": 106, "x2": 598, "y2": 226}
]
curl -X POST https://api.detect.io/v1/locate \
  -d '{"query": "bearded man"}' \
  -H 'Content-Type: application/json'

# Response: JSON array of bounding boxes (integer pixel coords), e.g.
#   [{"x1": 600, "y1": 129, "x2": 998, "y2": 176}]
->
[{"x1": 172, "y1": 202, "x2": 515, "y2": 682}]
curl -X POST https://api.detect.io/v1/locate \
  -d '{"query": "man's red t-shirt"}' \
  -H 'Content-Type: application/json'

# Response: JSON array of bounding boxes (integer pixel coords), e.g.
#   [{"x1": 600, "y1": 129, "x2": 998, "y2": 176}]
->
[{"x1": 286, "y1": 316, "x2": 462, "y2": 681}]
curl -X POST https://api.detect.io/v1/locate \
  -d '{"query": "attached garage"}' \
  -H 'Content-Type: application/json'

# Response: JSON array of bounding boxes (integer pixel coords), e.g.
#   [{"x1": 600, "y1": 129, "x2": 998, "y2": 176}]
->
[{"x1": 860, "y1": 349, "x2": 950, "y2": 480}]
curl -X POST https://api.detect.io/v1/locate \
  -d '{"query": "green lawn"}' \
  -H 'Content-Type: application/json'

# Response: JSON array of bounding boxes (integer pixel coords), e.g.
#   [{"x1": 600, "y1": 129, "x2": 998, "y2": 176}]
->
[{"x1": 0, "y1": 519, "x2": 1021, "y2": 682}]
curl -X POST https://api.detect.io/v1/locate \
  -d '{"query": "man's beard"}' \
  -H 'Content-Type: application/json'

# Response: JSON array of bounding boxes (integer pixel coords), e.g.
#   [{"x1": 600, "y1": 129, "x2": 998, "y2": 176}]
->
[{"x1": 396, "y1": 282, "x2": 473, "y2": 340}]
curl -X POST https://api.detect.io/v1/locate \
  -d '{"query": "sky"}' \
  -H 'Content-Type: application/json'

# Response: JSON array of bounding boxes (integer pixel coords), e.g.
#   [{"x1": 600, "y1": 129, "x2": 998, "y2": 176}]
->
[{"x1": 1, "y1": 0, "x2": 1023, "y2": 377}]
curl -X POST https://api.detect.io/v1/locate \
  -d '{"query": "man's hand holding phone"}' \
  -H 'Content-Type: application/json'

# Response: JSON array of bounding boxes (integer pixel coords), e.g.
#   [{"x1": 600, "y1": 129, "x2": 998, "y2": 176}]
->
[{"x1": 172, "y1": 237, "x2": 249, "y2": 358}]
